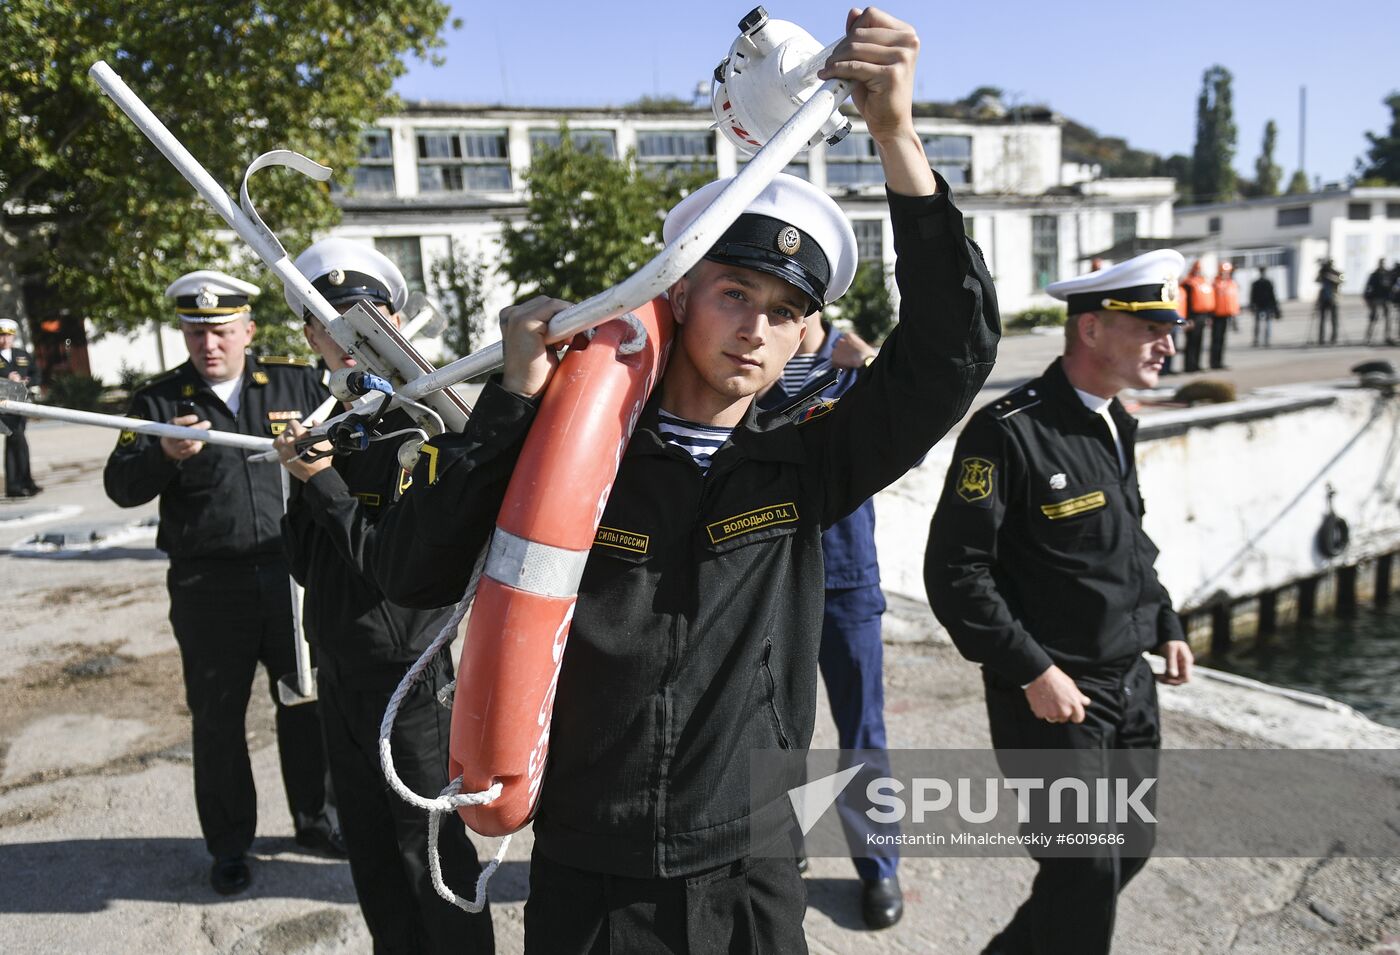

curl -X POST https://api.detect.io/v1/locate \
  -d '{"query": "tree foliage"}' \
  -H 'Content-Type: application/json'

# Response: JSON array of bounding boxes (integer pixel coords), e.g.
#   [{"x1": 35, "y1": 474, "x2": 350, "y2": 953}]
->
[
  {"x1": 498, "y1": 126, "x2": 704, "y2": 303},
  {"x1": 1253, "y1": 120, "x2": 1282, "y2": 197},
  {"x1": 1287, "y1": 170, "x2": 1312, "y2": 194},
  {"x1": 429, "y1": 243, "x2": 490, "y2": 359},
  {"x1": 1190, "y1": 65, "x2": 1237, "y2": 203},
  {"x1": 826, "y1": 262, "x2": 895, "y2": 344},
  {"x1": 1356, "y1": 92, "x2": 1400, "y2": 185},
  {"x1": 0, "y1": 0, "x2": 454, "y2": 337}
]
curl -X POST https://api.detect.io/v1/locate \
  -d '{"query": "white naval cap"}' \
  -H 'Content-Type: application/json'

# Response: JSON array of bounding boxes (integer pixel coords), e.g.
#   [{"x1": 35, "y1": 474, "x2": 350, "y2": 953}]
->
[
  {"x1": 1046, "y1": 249, "x2": 1186, "y2": 324},
  {"x1": 288, "y1": 238, "x2": 409, "y2": 317},
  {"x1": 0, "y1": 319, "x2": 18, "y2": 334},
  {"x1": 165, "y1": 270, "x2": 261, "y2": 324},
  {"x1": 662, "y1": 173, "x2": 858, "y2": 313}
]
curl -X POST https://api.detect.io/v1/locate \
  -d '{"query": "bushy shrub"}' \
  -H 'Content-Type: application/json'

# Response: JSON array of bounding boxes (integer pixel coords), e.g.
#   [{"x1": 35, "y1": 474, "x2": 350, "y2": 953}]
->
[
  {"x1": 45, "y1": 373, "x2": 106, "y2": 411},
  {"x1": 1007, "y1": 306, "x2": 1067, "y2": 332}
]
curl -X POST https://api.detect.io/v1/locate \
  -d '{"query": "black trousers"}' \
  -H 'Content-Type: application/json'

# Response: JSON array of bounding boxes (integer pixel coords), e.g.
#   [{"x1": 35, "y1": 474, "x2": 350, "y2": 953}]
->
[
  {"x1": 523, "y1": 848, "x2": 808, "y2": 955},
  {"x1": 168, "y1": 558, "x2": 330, "y2": 859},
  {"x1": 1183, "y1": 315, "x2": 1208, "y2": 372},
  {"x1": 982, "y1": 657, "x2": 1161, "y2": 955},
  {"x1": 2, "y1": 413, "x2": 34, "y2": 495},
  {"x1": 1208, "y1": 316, "x2": 1230, "y2": 369},
  {"x1": 319, "y1": 650, "x2": 495, "y2": 954}
]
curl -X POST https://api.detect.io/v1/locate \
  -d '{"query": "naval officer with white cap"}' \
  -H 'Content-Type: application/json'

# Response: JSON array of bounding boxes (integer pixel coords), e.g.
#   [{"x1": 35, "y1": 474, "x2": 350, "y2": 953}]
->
[
  {"x1": 369, "y1": 9, "x2": 1001, "y2": 951},
  {"x1": 104, "y1": 269, "x2": 341, "y2": 896},
  {"x1": 273, "y1": 239, "x2": 496, "y2": 952},
  {"x1": 926, "y1": 249, "x2": 1195, "y2": 954}
]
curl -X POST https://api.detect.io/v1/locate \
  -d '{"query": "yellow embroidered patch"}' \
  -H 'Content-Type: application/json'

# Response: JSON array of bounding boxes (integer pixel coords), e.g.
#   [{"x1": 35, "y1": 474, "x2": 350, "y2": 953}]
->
[
  {"x1": 269, "y1": 422, "x2": 288, "y2": 436},
  {"x1": 955, "y1": 457, "x2": 995, "y2": 503},
  {"x1": 594, "y1": 525, "x2": 649, "y2": 555},
  {"x1": 706, "y1": 503, "x2": 799, "y2": 544},
  {"x1": 353, "y1": 492, "x2": 382, "y2": 507},
  {"x1": 798, "y1": 400, "x2": 837, "y2": 425},
  {"x1": 118, "y1": 429, "x2": 137, "y2": 447},
  {"x1": 420, "y1": 444, "x2": 440, "y2": 485},
  {"x1": 181, "y1": 384, "x2": 195, "y2": 397},
  {"x1": 1041, "y1": 491, "x2": 1107, "y2": 520},
  {"x1": 251, "y1": 371, "x2": 269, "y2": 385},
  {"x1": 398, "y1": 468, "x2": 413, "y2": 495}
]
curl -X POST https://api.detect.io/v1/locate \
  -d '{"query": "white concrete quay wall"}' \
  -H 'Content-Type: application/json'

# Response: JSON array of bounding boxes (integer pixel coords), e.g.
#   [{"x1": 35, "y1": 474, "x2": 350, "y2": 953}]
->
[{"x1": 873, "y1": 382, "x2": 1400, "y2": 642}]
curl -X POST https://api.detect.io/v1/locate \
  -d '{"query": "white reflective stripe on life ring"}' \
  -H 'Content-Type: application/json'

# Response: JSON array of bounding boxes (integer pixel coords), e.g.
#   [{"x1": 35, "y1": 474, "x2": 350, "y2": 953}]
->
[{"x1": 484, "y1": 526, "x2": 591, "y2": 599}]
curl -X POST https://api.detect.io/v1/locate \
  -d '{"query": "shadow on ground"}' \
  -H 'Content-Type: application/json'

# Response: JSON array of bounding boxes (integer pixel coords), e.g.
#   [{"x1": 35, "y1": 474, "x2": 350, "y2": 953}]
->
[{"x1": 0, "y1": 836, "x2": 531, "y2": 911}]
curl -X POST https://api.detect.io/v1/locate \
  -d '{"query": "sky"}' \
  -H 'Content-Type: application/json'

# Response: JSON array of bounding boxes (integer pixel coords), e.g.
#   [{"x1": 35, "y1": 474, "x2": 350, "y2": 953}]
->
[{"x1": 392, "y1": 0, "x2": 1396, "y2": 188}]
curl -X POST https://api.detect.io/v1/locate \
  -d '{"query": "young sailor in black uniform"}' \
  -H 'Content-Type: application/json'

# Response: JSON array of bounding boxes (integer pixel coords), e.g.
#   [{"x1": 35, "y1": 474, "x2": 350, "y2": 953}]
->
[
  {"x1": 371, "y1": 9, "x2": 1000, "y2": 950},
  {"x1": 103, "y1": 270, "x2": 340, "y2": 895},
  {"x1": 274, "y1": 238, "x2": 494, "y2": 953},
  {"x1": 925, "y1": 249, "x2": 1196, "y2": 955}
]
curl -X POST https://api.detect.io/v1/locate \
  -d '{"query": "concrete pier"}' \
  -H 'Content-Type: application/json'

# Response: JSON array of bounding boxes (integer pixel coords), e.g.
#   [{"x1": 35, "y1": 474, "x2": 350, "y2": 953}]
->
[{"x1": 1, "y1": 296, "x2": 1398, "y2": 953}]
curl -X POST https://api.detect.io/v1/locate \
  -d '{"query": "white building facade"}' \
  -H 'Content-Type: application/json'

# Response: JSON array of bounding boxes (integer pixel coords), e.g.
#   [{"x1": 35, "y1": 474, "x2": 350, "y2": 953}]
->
[
  {"x1": 86, "y1": 103, "x2": 1176, "y2": 381},
  {"x1": 1175, "y1": 187, "x2": 1400, "y2": 301}
]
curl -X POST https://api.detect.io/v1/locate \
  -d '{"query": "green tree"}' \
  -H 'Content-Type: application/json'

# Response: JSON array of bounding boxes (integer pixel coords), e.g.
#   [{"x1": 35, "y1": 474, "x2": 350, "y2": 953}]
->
[
  {"x1": 429, "y1": 244, "x2": 490, "y2": 359},
  {"x1": 826, "y1": 262, "x2": 894, "y2": 344},
  {"x1": 1253, "y1": 120, "x2": 1282, "y2": 197},
  {"x1": 1356, "y1": 92, "x2": 1400, "y2": 185},
  {"x1": 499, "y1": 126, "x2": 701, "y2": 302},
  {"x1": 0, "y1": 1, "x2": 454, "y2": 338},
  {"x1": 1190, "y1": 65, "x2": 1238, "y2": 203},
  {"x1": 1287, "y1": 170, "x2": 1312, "y2": 194}
]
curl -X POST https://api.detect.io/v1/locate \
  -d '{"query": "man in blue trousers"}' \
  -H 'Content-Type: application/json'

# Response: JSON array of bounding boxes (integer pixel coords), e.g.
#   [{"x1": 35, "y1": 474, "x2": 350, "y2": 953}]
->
[{"x1": 759, "y1": 314, "x2": 902, "y2": 930}]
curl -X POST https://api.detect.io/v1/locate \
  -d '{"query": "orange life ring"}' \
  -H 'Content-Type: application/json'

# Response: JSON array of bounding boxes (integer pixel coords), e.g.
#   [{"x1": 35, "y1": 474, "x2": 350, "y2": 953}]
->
[{"x1": 450, "y1": 297, "x2": 675, "y2": 836}]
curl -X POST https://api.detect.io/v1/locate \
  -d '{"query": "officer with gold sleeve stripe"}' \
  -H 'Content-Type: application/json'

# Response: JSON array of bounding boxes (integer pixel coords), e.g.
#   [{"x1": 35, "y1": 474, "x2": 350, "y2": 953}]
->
[{"x1": 924, "y1": 250, "x2": 1195, "y2": 955}]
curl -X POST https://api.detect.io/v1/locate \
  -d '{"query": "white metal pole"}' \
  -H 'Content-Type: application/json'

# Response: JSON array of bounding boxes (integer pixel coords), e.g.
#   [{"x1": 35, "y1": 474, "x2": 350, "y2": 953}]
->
[{"x1": 0, "y1": 399, "x2": 273, "y2": 451}]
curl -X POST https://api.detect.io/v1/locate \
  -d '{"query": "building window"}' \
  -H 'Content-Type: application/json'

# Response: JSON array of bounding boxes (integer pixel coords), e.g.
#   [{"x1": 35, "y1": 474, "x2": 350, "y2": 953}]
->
[
  {"x1": 374, "y1": 237, "x2": 425, "y2": 295},
  {"x1": 826, "y1": 132, "x2": 885, "y2": 187},
  {"x1": 635, "y1": 130, "x2": 715, "y2": 177},
  {"x1": 528, "y1": 128, "x2": 617, "y2": 159},
  {"x1": 1113, "y1": 211, "x2": 1138, "y2": 245},
  {"x1": 1032, "y1": 215, "x2": 1059, "y2": 290},
  {"x1": 852, "y1": 220, "x2": 883, "y2": 263},
  {"x1": 1277, "y1": 205, "x2": 1311, "y2": 227},
  {"x1": 736, "y1": 154, "x2": 808, "y2": 180},
  {"x1": 415, "y1": 129, "x2": 512, "y2": 193},
  {"x1": 1348, "y1": 202, "x2": 1372, "y2": 221},
  {"x1": 1207, "y1": 216, "x2": 1221, "y2": 234},
  {"x1": 1387, "y1": 203, "x2": 1400, "y2": 220},
  {"x1": 920, "y1": 134, "x2": 972, "y2": 186},
  {"x1": 350, "y1": 128, "x2": 396, "y2": 196}
]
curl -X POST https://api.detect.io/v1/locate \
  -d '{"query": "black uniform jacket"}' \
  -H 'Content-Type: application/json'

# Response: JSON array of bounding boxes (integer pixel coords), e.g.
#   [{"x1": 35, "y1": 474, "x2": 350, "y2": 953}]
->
[
  {"x1": 103, "y1": 355, "x2": 327, "y2": 562},
  {"x1": 0, "y1": 347, "x2": 38, "y2": 386},
  {"x1": 372, "y1": 185, "x2": 1000, "y2": 878},
  {"x1": 924, "y1": 358, "x2": 1185, "y2": 688},
  {"x1": 282, "y1": 408, "x2": 453, "y2": 679}
]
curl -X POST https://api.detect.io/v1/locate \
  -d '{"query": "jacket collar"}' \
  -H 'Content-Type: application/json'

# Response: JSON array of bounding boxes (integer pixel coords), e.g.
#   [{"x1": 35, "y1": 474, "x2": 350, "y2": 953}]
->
[
  {"x1": 1041, "y1": 357, "x2": 1139, "y2": 438},
  {"x1": 628, "y1": 386, "x2": 807, "y2": 466}
]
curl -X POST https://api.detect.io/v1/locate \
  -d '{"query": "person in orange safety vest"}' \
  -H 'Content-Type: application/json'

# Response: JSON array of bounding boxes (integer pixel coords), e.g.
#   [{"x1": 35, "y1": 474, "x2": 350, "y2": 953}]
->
[{"x1": 1210, "y1": 262, "x2": 1240, "y2": 370}]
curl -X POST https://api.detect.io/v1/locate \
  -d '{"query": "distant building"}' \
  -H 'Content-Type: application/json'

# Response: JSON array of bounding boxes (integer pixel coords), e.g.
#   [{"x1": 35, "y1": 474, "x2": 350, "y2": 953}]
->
[
  {"x1": 78, "y1": 102, "x2": 1176, "y2": 381},
  {"x1": 1174, "y1": 186, "x2": 1400, "y2": 301}
]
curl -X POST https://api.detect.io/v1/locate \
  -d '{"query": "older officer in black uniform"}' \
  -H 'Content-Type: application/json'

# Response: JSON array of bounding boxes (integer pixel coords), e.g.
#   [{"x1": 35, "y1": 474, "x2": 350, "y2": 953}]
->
[
  {"x1": 0, "y1": 317, "x2": 42, "y2": 496},
  {"x1": 274, "y1": 239, "x2": 494, "y2": 953},
  {"x1": 925, "y1": 249, "x2": 1195, "y2": 955},
  {"x1": 104, "y1": 270, "x2": 340, "y2": 895},
  {"x1": 370, "y1": 10, "x2": 999, "y2": 951}
]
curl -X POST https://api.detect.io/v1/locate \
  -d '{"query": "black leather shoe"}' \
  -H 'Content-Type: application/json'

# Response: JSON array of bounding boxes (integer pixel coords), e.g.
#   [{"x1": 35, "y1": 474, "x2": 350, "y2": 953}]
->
[
  {"x1": 861, "y1": 874, "x2": 903, "y2": 929},
  {"x1": 295, "y1": 824, "x2": 348, "y2": 857},
  {"x1": 210, "y1": 855, "x2": 251, "y2": 895}
]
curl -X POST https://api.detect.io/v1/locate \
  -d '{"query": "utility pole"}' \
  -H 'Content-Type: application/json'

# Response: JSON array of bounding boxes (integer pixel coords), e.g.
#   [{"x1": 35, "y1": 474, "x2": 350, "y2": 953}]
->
[{"x1": 1298, "y1": 85, "x2": 1307, "y2": 176}]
